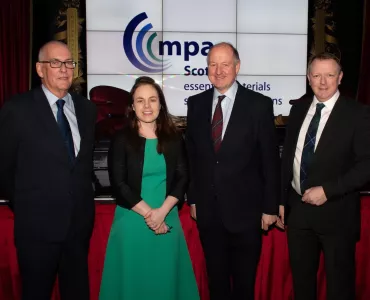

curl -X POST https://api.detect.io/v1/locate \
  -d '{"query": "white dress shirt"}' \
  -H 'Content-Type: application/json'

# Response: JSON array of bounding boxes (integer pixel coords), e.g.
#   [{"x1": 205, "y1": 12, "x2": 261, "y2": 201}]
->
[
  {"x1": 292, "y1": 90, "x2": 340, "y2": 195},
  {"x1": 211, "y1": 81, "x2": 238, "y2": 139},
  {"x1": 42, "y1": 85, "x2": 81, "y2": 156}
]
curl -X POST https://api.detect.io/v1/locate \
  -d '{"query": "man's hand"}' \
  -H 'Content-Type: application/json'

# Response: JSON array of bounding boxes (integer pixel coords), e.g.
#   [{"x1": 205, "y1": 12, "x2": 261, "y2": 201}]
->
[
  {"x1": 261, "y1": 213, "x2": 277, "y2": 231},
  {"x1": 276, "y1": 205, "x2": 285, "y2": 230},
  {"x1": 190, "y1": 205, "x2": 197, "y2": 220},
  {"x1": 302, "y1": 186, "x2": 327, "y2": 206}
]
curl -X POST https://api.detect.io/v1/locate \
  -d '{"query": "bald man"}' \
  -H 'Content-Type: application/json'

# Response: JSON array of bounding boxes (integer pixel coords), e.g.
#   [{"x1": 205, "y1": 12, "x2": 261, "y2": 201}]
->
[{"x1": 0, "y1": 41, "x2": 97, "y2": 300}]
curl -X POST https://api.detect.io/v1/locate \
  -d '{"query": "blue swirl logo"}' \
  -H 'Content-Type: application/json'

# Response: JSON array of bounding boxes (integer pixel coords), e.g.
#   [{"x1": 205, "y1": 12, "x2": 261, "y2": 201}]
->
[{"x1": 123, "y1": 12, "x2": 170, "y2": 73}]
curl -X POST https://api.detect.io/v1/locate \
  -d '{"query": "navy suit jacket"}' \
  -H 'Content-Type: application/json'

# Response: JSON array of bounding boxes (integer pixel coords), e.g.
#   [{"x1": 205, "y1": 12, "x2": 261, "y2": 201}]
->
[
  {"x1": 281, "y1": 95, "x2": 370, "y2": 236},
  {"x1": 0, "y1": 87, "x2": 97, "y2": 244},
  {"x1": 186, "y1": 83, "x2": 280, "y2": 232}
]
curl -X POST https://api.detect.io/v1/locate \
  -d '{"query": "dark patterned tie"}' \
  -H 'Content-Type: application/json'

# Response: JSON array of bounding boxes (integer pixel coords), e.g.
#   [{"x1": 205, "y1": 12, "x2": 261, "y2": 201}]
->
[
  {"x1": 56, "y1": 99, "x2": 75, "y2": 163},
  {"x1": 212, "y1": 95, "x2": 226, "y2": 152},
  {"x1": 300, "y1": 102, "x2": 325, "y2": 193}
]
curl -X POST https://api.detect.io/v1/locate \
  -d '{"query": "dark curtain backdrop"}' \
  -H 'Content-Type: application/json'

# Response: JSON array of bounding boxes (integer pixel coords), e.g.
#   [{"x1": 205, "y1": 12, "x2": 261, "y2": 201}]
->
[
  {"x1": 336, "y1": 0, "x2": 364, "y2": 99},
  {"x1": 358, "y1": 0, "x2": 370, "y2": 104},
  {"x1": 0, "y1": 0, "x2": 30, "y2": 107},
  {"x1": 30, "y1": 0, "x2": 63, "y2": 89},
  {"x1": 306, "y1": 0, "x2": 364, "y2": 99}
]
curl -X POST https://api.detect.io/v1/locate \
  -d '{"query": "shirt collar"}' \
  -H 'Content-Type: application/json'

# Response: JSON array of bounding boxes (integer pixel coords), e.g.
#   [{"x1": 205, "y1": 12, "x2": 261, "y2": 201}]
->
[
  {"x1": 41, "y1": 84, "x2": 71, "y2": 108},
  {"x1": 312, "y1": 90, "x2": 340, "y2": 111},
  {"x1": 213, "y1": 81, "x2": 238, "y2": 102}
]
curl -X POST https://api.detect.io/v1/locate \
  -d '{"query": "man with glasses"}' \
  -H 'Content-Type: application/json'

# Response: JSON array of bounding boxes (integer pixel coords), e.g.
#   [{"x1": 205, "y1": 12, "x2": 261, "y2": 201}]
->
[{"x1": 0, "y1": 41, "x2": 97, "y2": 300}]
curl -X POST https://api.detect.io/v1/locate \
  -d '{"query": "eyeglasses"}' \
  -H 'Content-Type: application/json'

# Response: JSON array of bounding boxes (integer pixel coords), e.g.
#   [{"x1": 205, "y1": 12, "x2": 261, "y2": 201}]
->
[{"x1": 38, "y1": 60, "x2": 77, "y2": 69}]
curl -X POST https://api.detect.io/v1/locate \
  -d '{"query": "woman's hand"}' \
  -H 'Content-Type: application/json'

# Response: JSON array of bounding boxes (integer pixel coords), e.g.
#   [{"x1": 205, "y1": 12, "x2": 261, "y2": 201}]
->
[
  {"x1": 144, "y1": 207, "x2": 168, "y2": 230},
  {"x1": 154, "y1": 223, "x2": 170, "y2": 235}
]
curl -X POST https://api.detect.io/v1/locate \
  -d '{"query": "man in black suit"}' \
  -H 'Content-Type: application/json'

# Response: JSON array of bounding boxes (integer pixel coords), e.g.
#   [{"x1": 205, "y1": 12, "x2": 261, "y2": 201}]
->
[
  {"x1": 186, "y1": 42, "x2": 280, "y2": 300},
  {"x1": 0, "y1": 41, "x2": 97, "y2": 300},
  {"x1": 278, "y1": 52, "x2": 370, "y2": 300}
]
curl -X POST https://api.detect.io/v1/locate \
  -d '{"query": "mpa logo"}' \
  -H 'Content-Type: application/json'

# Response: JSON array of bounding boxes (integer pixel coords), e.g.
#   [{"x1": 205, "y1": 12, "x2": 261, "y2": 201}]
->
[
  {"x1": 123, "y1": 12, "x2": 170, "y2": 73},
  {"x1": 124, "y1": 12, "x2": 213, "y2": 73}
]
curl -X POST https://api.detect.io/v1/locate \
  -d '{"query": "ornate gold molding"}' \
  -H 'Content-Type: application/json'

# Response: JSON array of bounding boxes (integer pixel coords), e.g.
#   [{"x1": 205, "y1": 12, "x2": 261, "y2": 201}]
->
[
  {"x1": 67, "y1": 8, "x2": 79, "y2": 79},
  {"x1": 310, "y1": 0, "x2": 340, "y2": 58},
  {"x1": 54, "y1": 0, "x2": 85, "y2": 94}
]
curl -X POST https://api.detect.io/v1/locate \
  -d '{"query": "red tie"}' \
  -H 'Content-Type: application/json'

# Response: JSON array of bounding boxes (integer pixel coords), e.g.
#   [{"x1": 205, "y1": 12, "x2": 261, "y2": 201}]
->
[{"x1": 212, "y1": 95, "x2": 226, "y2": 152}]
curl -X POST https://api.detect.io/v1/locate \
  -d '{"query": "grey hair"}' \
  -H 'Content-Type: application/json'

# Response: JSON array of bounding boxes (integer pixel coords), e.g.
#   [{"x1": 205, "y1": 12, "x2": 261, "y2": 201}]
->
[
  {"x1": 206, "y1": 42, "x2": 240, "y2": 66},
  {"x1": 38, "y1": 41, "x2": 70, "y2": 61}
]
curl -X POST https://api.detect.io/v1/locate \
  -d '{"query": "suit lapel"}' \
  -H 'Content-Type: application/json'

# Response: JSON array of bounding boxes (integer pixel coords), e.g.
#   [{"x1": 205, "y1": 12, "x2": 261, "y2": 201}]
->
[
  {"x1": 312, "y1": 96, "x2": 346, "y2": 164},
  {"x1": 33, "y1": 88, "x2": 88, "y2": 167},
  {"x1": 218, "y1": 85, "x2": 244, "y2": 153},
  {"x1": 201, "y1": 88, "x2": 215, "y2": 151},
  {"x1": 33, "y1": 87, "x2": 62, "y2": 138},
  {"x1": 33, "y1": 87, "x2": 71, "y2": 165},
  {"x1": 71, "y1": 93, "x2": 87, "y2": 163},
  {"x1": 286, "y1": 97, "x2": 312, "y2": 170}
]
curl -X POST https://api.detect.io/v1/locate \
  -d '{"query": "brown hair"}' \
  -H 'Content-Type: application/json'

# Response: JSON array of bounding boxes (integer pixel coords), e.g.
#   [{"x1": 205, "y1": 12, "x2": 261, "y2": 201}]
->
[
  {"x1": 307, "y1": 52, "x2": 342, "y2": 74},
  {"x1": 126, "y1": 76, "x2": 178, "y2": 153}
]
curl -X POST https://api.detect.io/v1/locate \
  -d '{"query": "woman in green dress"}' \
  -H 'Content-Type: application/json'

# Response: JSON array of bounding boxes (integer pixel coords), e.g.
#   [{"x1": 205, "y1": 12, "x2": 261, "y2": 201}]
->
[{"x1": 99, "y1": 76, "x2": 200, "y2": 300}]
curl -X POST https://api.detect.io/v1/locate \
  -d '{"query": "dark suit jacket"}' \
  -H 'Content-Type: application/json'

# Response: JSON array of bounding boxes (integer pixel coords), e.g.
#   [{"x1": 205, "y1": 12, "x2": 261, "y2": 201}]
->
[
  {"x1": 0, "y1": 87, "x2": 97, "y2": 244},
  {"x1": 281, "y1": 95, "x2": 370, "y2": 236},
  {"x1": 108, "y1": 128, "x2": 188, "y2": 209},
  {"x1": 186, "y1": 83, "x2": 280, "y2": 232}
]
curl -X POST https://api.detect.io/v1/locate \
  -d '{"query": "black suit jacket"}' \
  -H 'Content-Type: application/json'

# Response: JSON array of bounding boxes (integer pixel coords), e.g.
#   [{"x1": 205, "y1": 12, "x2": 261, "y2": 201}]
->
[
  {"x1": 0, "y1": 87, "x2": 97, "y2": 244},
  {"x1": 281, "y1": 95, "x2": 370, "y2": 235},
  {"x1": 186, "y1": 83, "x2": 280, "y2": 232},
  {"x1": 108, "y1": 128, "x2": 188, "y2": 209}
]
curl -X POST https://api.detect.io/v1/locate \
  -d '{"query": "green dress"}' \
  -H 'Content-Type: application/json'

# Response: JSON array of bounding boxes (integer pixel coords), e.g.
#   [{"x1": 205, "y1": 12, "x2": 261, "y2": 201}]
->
[{"x1": 99, "y1": 138, "x2": 200, "y2": 300}]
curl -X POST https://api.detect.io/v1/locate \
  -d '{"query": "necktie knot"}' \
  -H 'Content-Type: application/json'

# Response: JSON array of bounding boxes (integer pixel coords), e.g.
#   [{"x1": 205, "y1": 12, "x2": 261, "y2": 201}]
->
[
  {"x1": 217, "y1": 95, "x2": 226, "y2": 104},
  {"x1": 316, "y1": 102, "x2": 325, "y2": 112},
  {"x1": 56, "y1": 99, "x2": 66, "y2": 109}
]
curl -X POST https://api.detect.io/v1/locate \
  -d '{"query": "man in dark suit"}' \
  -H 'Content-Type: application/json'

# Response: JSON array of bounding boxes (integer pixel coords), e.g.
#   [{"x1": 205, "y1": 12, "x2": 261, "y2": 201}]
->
[
  {"x1": 278, "y1": 52, "x2": 370, "y2": 300},
  {"x1": 0, "y1": 41, "x2": 97, "y2": 300},
  {"x1": 186, "y1": 42, "x2": 280, "y2": 300}
]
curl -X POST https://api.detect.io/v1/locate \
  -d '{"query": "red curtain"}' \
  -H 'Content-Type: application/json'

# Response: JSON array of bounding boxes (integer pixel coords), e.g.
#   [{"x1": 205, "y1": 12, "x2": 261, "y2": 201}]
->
[
  {"x1": 0, "y1": 0, "x2": 30, "y2": 107},
  {"x1": 358, "y1": 0, "x2": 370, "y2": 104}
]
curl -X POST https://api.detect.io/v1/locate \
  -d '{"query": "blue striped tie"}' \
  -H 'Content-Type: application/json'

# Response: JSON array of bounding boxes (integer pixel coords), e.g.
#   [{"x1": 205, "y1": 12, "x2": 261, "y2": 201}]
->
[
  {"x1": 300, "y1": 103, "x2": 325, "y2": 194},
  {"x1": 56, "y1": 99, "x2": 75, "y2": 163}
]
